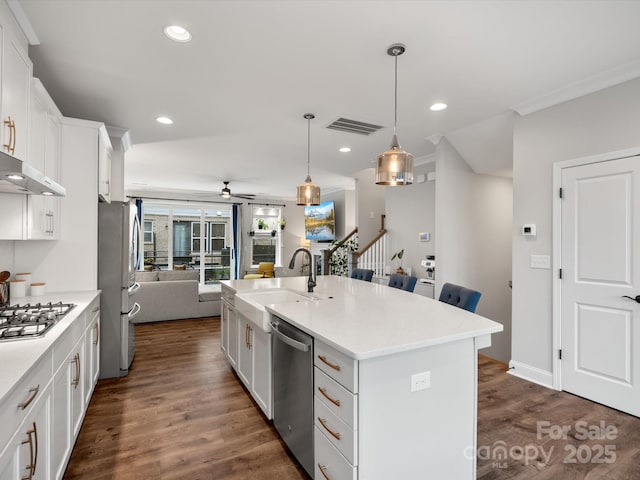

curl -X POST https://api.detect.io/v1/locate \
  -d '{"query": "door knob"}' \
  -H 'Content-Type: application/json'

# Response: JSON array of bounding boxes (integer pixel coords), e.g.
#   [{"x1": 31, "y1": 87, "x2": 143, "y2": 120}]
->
[{"x1": 621, "y1": 295, "x2": 640, "y2": 303}]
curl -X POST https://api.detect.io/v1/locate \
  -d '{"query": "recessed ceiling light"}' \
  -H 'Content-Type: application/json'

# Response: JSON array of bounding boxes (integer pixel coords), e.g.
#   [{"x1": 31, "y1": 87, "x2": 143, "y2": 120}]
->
[
  {"x1": 164, "y1": 25, "x2": 192, "y2": 42},
  {"x1": 156, "y1": 116, "x2": 173, "y2": 125},
  {"x1": 339, "y1": 147, "x2": 351, "y2": 153},
  {"x1": 6, "y1": 174, "x2": 24, "y2": 180},
  {"x1": 42, "y1": 191, "x2": 54, "y2": 196},
  {"x1": 430, "y1": 102, "x2": 448, "y2": 112}
]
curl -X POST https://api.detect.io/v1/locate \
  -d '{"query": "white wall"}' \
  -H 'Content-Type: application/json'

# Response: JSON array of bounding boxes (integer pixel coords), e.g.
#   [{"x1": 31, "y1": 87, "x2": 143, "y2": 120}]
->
[
  {"x1": 14, "y1": 119, "x2": 101, "y2": 293},
  {"x1": 512, "y1": 77, "x2": 640, "y2": 375},
  {"x1": 469, "y1": 175, "x2": 513, "y2": 362},
  {"x1": 0, "y1": 241, "x2": 15, "y2": 275},
  {"x1": 384, "y1": 163, "x2": 436, "y2": 277},
  {"x1": 435, "y1": 139, "x2": 475, "y2": 292},
  {"x1": 354, "y1": 168, "x2": 386, "y2": 244},
  {"x1": 435, "y1": 138, "x2": 513, "y2": 363}
]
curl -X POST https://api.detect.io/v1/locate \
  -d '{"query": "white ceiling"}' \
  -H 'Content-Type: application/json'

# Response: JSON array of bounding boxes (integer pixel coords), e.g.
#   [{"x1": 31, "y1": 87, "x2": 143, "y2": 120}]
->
[{"x1": 18, "y1": 0, "x2": 640, "y2": 201}]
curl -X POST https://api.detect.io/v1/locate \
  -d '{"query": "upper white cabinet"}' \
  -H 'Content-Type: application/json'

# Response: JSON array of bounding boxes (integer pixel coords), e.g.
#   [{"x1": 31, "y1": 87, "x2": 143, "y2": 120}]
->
[
  {"x1": 27, "y1": 79, "x2": 62, "y2": 239},
  {"x1": 98, "y1": 127, "x2": 112, "y2": 203},
  {"x1": 0, "y1": 13, "x2": 32, "y2": 161}
]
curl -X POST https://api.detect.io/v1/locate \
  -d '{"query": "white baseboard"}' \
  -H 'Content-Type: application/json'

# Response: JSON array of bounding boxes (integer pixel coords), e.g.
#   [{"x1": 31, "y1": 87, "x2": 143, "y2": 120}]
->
[{"x1": 508, "y1": 360, "x2": 555, "y2": 389}]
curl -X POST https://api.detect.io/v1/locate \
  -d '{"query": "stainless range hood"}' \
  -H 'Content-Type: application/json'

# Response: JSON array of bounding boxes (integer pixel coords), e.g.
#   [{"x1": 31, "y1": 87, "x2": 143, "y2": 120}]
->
[{"x1": 0, "y1": 150, "x2": 65, "y2": 196}]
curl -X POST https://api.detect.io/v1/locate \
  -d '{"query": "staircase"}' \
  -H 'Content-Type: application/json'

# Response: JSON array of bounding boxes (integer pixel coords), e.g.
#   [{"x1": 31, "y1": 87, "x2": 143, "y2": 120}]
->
[{"x1": 322, "y1": 215, "x2": 388, "y2": 277}]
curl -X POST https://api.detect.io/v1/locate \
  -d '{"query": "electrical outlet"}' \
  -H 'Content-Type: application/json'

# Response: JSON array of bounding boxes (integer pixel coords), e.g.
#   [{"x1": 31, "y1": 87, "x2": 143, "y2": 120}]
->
[{"x1": 410, "y1": 371, "x2": 431, "y2": 392}]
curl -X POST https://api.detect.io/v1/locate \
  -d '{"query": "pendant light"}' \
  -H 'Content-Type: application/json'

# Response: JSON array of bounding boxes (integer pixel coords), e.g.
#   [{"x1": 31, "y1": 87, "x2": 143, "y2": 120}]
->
[
  {"x1": 296, "y1": 113, "x2": 321, "y2": 205},
  {"x1": 376, "y1": 43, "x2": 414, "y2": 185}
]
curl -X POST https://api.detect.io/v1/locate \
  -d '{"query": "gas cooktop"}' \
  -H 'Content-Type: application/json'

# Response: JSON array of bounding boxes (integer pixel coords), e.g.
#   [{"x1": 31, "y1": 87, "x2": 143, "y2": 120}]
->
[{"x1": 0, "y1": 302, "x2": 75, "y2": 341}]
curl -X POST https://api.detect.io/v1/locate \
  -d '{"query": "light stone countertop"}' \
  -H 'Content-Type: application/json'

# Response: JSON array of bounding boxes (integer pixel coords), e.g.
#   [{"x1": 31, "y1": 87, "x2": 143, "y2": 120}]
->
[
  {"x1": 0, "y1": 290, "x2": 100, "y2": 404},
  {"x1": 223, "y1": 276, "x2": 503, "y2": 360}
]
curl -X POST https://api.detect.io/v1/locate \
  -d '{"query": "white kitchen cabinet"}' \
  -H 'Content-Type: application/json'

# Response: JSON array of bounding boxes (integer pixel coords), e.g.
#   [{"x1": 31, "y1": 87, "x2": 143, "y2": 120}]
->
[
  {"x1": 237, "y1": 314, "x2": 253, "y2": 387},
  {"x1": 0, "y1": 383, "x2": 51, "y2": 480},
  {"x1": 98, "y1": 128, "x2": 112, "y2": 203},
  {"x1": 85, "y1": 303, "x2": 100, "y2": 399},
  {"x1": 0, "y1": 17, "x2": 32, "y2": 162},
  {"x1": 0, "y1": 349, "x2": 53, "y2": 480},
  {"x1": 27, "y1": 79, "x2": 62, "y2": 240},
  {"x1": 50, "y1": 297, "x2": 99, "y2": 480},
  {"x1": 221, "y1": 289, "x2": 239, "y2": 369},
  {"x1": 251, "y1": 325, "x2": 272, "y2": 418},
  {"x1": 236, "y1": 312, "x2": 272, "y2": 419}
]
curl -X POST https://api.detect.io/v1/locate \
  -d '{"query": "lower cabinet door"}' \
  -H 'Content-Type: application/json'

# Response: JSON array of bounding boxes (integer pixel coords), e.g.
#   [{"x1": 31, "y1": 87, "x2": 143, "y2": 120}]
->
[
  {"x1": 251, "y1": 328, "x2": 272, "y2": 419},
  {"x1": 315, "y1": 427, "x2": 357, "y2": 480},
  {"x1": 1, "y1": 384, "x2": 51, "y2": 480},
  {"x1": 237, "y1": 316, "x2": 253, "y2": 388},
  {"x1": 227, "y1": 307, "x2": 238, "y2": 368}
]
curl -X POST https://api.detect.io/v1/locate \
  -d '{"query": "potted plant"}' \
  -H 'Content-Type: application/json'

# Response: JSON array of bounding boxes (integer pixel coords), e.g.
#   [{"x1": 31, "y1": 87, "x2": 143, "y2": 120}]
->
[
  {"x1": 271, "y1": 229, "x2": 277, "y2": 237},
  {"x1": 257, "y1": 219, "x2": 268, "y2": 230},
  {"x1": 279, "y1": 218, "x2": 286, "y2": 230},
  {"x1": 391, "y1": 249, "x2": 405, "y2": 275}
]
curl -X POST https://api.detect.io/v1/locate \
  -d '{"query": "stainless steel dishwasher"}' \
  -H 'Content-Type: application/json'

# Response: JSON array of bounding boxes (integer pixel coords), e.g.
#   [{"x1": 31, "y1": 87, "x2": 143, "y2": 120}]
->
[{"x1": 271, "y1": 315, "x2": 314, "y2": 477}]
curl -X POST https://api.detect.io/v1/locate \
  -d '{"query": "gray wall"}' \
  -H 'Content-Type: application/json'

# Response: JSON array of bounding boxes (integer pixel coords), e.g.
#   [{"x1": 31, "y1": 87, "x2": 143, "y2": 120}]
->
[
  {"x1": 512, "y1": 77, "x2": 640, "y2": 374},
  {"x1": 354, "y1": 168, "x2": 386, "y2": 244},
  {"x1": 435, "y1": 138, "x2": 513, "y2": 363},
  {"x1": 384, "y1": 163, "x2": 436, "y2": 277}
]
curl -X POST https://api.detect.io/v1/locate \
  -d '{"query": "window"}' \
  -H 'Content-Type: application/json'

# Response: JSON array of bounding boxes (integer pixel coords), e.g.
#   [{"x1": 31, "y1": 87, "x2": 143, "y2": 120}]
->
[
  {"x1": 250, "y1": 206, "x2": 282, "y2": 266},
  {"x1": 142, "y1": 201, "x2": 233, "y2": 283},
  {"x1": 143, "y1": 220, "x2": 154, "y2": 244}
]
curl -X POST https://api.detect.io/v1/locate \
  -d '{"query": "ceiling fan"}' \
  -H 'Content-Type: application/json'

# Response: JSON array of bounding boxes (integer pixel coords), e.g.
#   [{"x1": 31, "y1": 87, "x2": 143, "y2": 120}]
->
[{"x1": 219, "y1": 181, "x2": 256, "y2": 200}]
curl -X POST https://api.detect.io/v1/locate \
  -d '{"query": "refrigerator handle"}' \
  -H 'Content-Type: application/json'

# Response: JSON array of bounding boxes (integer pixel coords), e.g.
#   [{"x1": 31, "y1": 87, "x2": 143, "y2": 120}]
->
[
  {"x1": 128, "y1": 282, "x2": 140, "y2": 296},
  {"x1": 128, "y1": 302, "x2": 141, "y2": 320},
  {"x1": 133, "y1": 212, "x2": 143, "y2": 270}
]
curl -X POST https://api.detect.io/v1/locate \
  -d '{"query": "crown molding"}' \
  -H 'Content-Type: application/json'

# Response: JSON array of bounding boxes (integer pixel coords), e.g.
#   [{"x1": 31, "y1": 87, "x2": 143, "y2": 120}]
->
[{"x1": 511, "y1": 59, "x2": 640, "y2": 115}]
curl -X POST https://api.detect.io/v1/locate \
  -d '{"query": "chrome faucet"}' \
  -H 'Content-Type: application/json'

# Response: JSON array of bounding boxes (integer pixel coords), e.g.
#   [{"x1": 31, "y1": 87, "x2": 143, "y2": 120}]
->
[{"x1": 289, "y1": 248, "x2": 316, "y2": 293}]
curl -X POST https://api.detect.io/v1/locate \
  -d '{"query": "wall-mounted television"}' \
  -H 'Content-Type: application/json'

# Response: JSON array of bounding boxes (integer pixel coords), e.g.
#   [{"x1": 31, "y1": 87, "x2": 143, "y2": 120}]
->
[{"x1": 304, "y1": 200, "x2": 336, "y2": 241}]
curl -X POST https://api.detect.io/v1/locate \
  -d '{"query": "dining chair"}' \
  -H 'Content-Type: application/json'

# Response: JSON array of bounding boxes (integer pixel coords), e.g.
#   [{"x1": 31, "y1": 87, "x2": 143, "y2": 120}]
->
[
  {"x1": 388, "y1": 273, "x2": 417, "y2": 293},
  {"x1": 438, "y1": 283, "x2": 482, "y2": 313},
  {"x1": 350, "y1": 268, "x2": 374, "y2": 282}
]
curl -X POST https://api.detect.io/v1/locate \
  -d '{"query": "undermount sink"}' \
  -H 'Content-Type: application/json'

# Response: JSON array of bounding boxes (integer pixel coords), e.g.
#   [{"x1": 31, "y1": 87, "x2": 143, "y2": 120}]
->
[{"x1": 235, "y1": 289, "x2": 311, "y2": 332}]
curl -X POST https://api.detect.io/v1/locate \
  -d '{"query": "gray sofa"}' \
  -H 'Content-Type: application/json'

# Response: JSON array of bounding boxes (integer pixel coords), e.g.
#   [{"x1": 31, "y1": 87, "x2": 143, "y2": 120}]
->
[{"x1": 133, "y1": 270, "x2": 221, "y2": 323}]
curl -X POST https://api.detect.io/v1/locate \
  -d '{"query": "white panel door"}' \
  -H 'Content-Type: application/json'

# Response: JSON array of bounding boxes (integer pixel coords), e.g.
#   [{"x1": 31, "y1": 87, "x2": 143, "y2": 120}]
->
[{"x1": 561, "y1": 155, "x2": 640, "y2": 417}]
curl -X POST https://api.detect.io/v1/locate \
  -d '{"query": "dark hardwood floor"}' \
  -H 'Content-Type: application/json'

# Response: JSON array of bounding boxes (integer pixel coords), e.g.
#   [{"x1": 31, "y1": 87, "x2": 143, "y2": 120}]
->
[{"x1": 65, "y1": 318, "x2": 640, "y2": 479}]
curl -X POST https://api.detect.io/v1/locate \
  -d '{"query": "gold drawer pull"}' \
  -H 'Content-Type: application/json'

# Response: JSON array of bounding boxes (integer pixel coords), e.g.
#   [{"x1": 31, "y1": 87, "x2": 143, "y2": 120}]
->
[
  {"x1": 318, "y1": 355, "x2": 341, "y2": 372},
  {"x1": 94, "y1": 322, "x2": 100, "y2": 345},
  {"x1": 318, "y1": 417, "x2": 341, "y2": 440},
  {"x1": 318, "y1": 464, "x2": 331, "y2": 480},
  {"x1": 318, "y1": 387, "x2": 341, "y2": 407},
  {"x1": 18, "y1": 385, "x2": 39, "y2": 410}
]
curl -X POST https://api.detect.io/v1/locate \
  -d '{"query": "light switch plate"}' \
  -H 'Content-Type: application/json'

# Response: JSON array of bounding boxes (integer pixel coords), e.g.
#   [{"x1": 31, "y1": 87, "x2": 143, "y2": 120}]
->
[{"x1": 530, "y1": 255, "x2": 551, "y2": 269}]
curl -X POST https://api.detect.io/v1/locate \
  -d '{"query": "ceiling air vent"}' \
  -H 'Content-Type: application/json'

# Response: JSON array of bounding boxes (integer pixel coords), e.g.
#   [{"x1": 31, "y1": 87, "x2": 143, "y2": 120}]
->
[{"x1": 326, "y1": 117, "x2": 384, "y2": 136}]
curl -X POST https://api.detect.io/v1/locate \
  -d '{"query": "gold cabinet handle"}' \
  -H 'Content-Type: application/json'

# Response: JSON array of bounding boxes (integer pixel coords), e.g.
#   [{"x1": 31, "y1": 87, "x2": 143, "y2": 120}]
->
[
  {"x1": 18, "y1": 385, "x2": 39, "y2": 410},
  {"x1": 4, "y1": 117, "x2": 14, "y2": 154},
  {"x1": 94, "y1": 322, "x2": 100, "y2": 345},
  {"x1": 318, "y1": 387, "x2": 341, "y2": 407},
  {"x1": 318, "y1": 355, "x2": 341, "y2": 372},
  {"x1": 21, "y1": 421, "x2": 37, "y2": 480},
  {"x1": 318, "y1": 464, "x2": 331, "y2": 480},
  {"x1": 72, "y1": 353, "x2": 80, "y2": 388},
  {"x1": 11, "y1": 118, "x2": 16, "y2": 154},
  {"x1": 317, "y1": 417, "x2": 341, "y2": 440}
]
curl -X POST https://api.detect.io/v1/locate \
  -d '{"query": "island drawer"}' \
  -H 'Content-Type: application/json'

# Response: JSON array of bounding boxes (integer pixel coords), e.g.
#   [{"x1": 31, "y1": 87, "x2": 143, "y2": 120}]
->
[
  {"x1": 315, "y1": 426, "x2": 357, "y2": 480},
  {"x1": 315, "y1": 367, "x2": 357, "y2": 429},
  {"x1": 315, "y1": 396, "x2": 357, "y2": 465},
  {"x1": 0, "y1": 351, "x2": 52, "y2": 447},
  {"x1": 315, "y1": 341, "x2": 358, "y2": 393}
]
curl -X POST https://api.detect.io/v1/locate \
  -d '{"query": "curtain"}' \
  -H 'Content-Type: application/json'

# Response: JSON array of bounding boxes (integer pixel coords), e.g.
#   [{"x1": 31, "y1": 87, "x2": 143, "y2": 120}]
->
[
  {"x1": 232, "y1": 204, "x2": 242, "y2": 280},
  {"x1": 135, "y1": 198, "x2": 143, "y2": 270}
]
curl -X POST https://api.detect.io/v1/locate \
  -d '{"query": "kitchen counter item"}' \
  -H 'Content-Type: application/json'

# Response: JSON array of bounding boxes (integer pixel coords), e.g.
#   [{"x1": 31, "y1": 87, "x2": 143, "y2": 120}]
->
[
  {"x1": 14, "y1": 273, "x2": 32, "y2": 295},
  {"x1": 9, "y1": 280, "x2": 26, "y2": 298},
  {"x1": 30, "y1": 282, "x2": 45, "y2": 296},
  {"x1": 0, "y1": 271, "x2": 9, "y2": 306}
]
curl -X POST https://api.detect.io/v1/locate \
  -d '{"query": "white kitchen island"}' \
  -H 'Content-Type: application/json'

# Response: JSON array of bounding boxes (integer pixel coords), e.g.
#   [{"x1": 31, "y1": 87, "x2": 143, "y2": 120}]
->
[{"x1": 221, "y1": 275, "x2": 502, "y2": 480}]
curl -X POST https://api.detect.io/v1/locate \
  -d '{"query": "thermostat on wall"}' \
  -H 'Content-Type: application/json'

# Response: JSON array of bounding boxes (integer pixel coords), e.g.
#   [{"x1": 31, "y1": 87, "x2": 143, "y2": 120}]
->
[{"x1": 522, "y1": 224, "x2": 536, "y2": 236}]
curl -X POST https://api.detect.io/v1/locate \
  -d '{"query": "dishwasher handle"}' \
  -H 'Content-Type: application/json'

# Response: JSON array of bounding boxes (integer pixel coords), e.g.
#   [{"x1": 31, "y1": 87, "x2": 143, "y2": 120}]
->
[{"x1": 271, "y1": 321, "x2": 311, "y2": 352}]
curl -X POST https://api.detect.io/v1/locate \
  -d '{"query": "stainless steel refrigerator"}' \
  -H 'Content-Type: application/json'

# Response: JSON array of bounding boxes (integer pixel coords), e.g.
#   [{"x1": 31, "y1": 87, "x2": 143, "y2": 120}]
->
[{"x1": 98, "y1": 201, "x2": 142, "y2": 378}]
